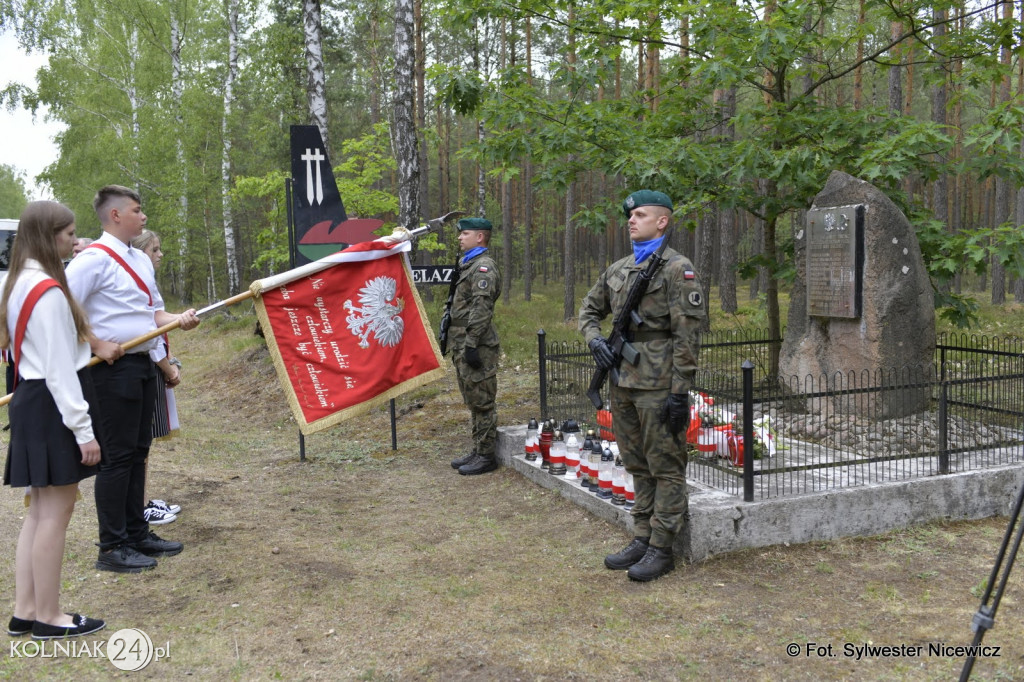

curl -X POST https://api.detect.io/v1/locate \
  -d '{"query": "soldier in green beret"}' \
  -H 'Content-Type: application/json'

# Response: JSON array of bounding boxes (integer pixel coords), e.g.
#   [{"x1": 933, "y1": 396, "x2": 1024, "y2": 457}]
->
[
  {"x1": 446, "y1": 218, "x2": 502, "y2": 475},
  {"x1": 578, "y1": 190, "x2": 705, "y2": 582}
]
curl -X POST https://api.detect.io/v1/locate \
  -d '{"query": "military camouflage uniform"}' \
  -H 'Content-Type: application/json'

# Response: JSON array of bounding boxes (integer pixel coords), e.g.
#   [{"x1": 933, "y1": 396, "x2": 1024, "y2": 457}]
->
[
  {"x1": 448, "y1": 251, "x2": 501, "y2": 458},
  {"x1": 579, "y1": 247, "x2": 704, "y2": 548}
]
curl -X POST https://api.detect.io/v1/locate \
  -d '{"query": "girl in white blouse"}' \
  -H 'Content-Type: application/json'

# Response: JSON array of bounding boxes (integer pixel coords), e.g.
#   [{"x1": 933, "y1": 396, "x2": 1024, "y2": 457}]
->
[{"x1": 0, "y1": 201, "x2": 105, "y2": 640}]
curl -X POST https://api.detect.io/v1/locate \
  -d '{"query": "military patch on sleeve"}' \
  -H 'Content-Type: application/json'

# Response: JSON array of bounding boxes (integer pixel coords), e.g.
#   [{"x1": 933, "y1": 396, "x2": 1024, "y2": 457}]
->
[
  {"x1": 478, "y1": 279, "x2": 489, "y2": 290},
  {"x1": 688, "y1": 291, "x2": 702, "y2": 307},
  {"x1": 478, "y1": 266, "x2": 488, "y2": 272},
  {"x1": 684, "y1": 269, "x2": 695, "y2": 280}
]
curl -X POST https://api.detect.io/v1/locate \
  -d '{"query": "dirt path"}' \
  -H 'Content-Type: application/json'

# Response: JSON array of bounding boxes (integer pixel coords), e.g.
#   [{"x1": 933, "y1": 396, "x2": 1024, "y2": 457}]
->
[{"x1": 1, "y1": 325, "x2": 1021, "y2": 680}]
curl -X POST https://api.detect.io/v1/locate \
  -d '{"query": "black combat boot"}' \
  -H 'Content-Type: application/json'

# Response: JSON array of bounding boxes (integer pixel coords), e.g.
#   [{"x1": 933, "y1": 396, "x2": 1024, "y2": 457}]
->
[
  {"x1": 626, "y1": 545, "x2": 676, "y2": 582},
  {"x1": 450, "y1": 451, "x2": 476, "y2": 469},
  {"x1": 604, "y1": 537, "x2": 650, "y2": 570},
  {"x1": 458, "y1": 453, "x2": 498, "y2": 476}
]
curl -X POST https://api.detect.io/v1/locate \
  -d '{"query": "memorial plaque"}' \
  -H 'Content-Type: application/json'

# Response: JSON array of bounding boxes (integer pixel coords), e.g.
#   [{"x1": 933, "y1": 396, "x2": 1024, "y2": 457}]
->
[{"x1": 805, "y1": 204, "x2": 864, "y2": 318}]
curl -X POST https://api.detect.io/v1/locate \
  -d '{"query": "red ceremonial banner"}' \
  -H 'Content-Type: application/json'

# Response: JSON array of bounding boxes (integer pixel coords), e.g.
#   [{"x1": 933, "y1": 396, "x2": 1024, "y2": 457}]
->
[{"x1": 253, "y1": 241, "x2": 445, "y2": 434}]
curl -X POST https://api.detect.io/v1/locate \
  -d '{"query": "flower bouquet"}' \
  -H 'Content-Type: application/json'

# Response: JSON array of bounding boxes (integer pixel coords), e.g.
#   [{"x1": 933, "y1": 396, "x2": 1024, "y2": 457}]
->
[
  {"x1": 726, "y1": 415, "x2": 778, "y2": 466},
  {"x1": 689, "y1": 391, "x2": 735, "y2": 458}
]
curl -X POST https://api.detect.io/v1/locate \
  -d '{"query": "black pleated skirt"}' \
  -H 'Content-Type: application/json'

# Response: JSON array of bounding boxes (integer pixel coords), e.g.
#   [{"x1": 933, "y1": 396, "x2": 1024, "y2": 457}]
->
[{"x1": 4, "y1": 368, "x2": 101, "y2": 487}]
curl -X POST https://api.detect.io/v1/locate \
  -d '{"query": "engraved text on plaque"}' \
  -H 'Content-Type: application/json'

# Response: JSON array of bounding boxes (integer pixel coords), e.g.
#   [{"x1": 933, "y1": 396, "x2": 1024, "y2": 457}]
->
[{"x1": 805, "y1": 204, "x2": 864, "y2": 318}]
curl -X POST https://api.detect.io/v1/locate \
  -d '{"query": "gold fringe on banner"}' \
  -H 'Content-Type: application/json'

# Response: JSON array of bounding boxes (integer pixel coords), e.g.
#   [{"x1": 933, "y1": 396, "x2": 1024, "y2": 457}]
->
[{"x1": 253, "y1": 253, "x2": 446, "y2": 436}]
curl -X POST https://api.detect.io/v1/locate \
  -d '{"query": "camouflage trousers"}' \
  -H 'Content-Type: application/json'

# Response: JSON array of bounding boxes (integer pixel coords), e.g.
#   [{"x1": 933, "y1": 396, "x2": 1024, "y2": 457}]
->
[
  {"x1": 610, "y1": 383, "x2": 689, "y2": 548},
  {"x1": 453, "y1": 344, "x2": 499, "y2": 458}
]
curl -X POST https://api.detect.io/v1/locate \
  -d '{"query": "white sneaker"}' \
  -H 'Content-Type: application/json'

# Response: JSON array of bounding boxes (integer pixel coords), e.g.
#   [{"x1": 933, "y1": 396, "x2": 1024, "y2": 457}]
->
[
  {"x1": 143, "y1": 507, "x2": 177, "y2": 525},
  {"x1": 147, "y1": 499, "x2": 182, "y2": 515}
]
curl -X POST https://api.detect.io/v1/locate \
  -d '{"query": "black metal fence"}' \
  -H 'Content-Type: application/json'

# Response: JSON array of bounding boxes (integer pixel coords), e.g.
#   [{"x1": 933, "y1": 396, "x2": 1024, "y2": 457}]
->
[{"x1": 537, "y1": 330, "x2": 1024, "y2": 501}]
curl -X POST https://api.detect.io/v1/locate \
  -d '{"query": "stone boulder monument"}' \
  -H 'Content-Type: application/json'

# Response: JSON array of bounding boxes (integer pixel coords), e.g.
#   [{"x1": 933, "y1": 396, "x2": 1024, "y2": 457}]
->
[{"x1": 779, "y1": 171, "x2": 935, "y2": 417}]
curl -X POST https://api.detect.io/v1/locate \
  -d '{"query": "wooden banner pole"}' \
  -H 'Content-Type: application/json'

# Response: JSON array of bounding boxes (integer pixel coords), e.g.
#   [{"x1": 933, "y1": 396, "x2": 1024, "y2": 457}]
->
[{"x1": 0, "y1": 289, "x2": 256, "y2": 408}]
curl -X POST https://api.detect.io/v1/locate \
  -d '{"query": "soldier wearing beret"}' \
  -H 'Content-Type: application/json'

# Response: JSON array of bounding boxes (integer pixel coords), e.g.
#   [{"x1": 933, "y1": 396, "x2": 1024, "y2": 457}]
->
[
  {"x1": 578, "y1": 190, "x2": 705, "y2": 581},
  {"x1": 446, "y1": 218, "x2": 502, "y2": 476}
]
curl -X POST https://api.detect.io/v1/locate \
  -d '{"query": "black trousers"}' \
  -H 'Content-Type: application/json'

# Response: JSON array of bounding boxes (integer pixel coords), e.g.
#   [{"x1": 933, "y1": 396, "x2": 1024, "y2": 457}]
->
[{"x1": 91, "y1": 354, "x2": 157, "y2": 550}]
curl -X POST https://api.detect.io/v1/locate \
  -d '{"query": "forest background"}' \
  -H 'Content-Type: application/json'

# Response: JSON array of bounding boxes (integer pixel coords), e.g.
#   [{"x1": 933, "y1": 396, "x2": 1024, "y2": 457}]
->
[{"x1": 1, "y1": 0, "x2": 1024, "y2": 344}]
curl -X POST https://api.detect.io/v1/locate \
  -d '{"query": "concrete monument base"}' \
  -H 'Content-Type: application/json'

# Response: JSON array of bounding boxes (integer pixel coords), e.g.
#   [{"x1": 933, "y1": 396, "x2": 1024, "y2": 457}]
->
[{"x1": 498, "y1": 425, "x2": 1024, "y2": 562}]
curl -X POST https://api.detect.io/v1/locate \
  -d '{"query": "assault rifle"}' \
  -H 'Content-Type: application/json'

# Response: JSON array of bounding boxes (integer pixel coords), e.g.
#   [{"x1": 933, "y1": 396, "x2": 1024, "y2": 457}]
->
[
  {"x1": 586, "y1": 226, "x2": 674, "y2": 410},
  {"x1": 438, "y1": 272, "x2": 458, "y2": 356},
  {"x1": 414, "y1": 210, "x2": 465, "y2": 356}
]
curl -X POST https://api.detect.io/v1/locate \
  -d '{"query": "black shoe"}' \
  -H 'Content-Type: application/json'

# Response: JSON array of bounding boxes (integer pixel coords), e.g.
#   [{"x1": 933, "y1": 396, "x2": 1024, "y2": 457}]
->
[
  {"x1": 450, "y1": 451, "x2": 476, "y2": 469},
  {"x1": 458, "y1": 454, "x2": 498, "y2": 476},
  {"x1": 604, "y1": 537, "x2": 650, "y2": 570},
  {"x1": 31, "y1": 614, "x2": 106, "y2": 640},
  {"x1": 96, "y1": 545, "x2": 157, "y2": 573},
  {"x1": 133, "y1": 531, "x2": 183, "y2": 557},
  {"x1": 7, "y1": 616, "x2": 33, "y2": 636},
  {"x1": 627, "y1": 545, "x2": 676, "y2": 582}
]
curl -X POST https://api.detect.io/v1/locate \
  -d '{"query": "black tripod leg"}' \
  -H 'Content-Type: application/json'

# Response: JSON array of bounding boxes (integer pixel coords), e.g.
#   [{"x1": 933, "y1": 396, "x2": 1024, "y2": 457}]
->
[{"x1": 959, "y1": 472, "x2": 1024, "y2": 681}]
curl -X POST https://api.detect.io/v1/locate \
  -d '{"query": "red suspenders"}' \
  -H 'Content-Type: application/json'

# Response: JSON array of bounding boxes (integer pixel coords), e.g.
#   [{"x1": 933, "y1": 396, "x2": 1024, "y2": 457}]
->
[
  {"x1": 87, "y1": 243, "x2": 153, "y2": 306},
  {"x1": 12, "y1": 278, "x2": 61, "y2": 389}
]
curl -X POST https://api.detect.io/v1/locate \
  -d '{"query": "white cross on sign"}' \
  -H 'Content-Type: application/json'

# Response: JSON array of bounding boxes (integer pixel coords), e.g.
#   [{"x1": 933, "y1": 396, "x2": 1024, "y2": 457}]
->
[{"x1": 301, "y1": 147, "x2": 326, "y2": 205}]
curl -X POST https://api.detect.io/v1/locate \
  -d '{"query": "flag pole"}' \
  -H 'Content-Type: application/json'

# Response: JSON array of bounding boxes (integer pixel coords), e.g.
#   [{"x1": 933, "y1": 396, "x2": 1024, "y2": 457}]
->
[{"x1": 0, "y1": 289, "x2": 256, "y2": 408}]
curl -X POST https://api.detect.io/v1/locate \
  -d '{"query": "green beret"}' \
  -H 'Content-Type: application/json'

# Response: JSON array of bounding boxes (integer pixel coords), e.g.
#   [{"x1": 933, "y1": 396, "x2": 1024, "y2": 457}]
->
[
  {"x1": 457, "y1": 217, "x2": 492, "y2": 231},
  {"x1": 622, "y1": 190, "x2": 673, "y2": 219}
]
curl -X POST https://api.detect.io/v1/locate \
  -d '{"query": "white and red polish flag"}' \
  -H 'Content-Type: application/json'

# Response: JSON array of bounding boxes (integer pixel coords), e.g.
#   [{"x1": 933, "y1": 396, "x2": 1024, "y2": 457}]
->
[{"x1": 251, "y1": 236, "x2": 445, "y2": 435}]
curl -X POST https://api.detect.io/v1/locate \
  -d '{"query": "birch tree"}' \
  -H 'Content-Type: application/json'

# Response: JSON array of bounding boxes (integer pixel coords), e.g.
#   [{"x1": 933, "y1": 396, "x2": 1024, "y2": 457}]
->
[
  {"x1": 303, "y1": 0, "x2": 330, "y2": 154},
  {"x1": 393, "y1": 0, "x2": 420, "y2": 228},
  {"x1": 171, "y1": 6, "x2": 189, "y2": 300},
  {"x1": 221, "y1": 0, "x2": 240, "y2": 296}
]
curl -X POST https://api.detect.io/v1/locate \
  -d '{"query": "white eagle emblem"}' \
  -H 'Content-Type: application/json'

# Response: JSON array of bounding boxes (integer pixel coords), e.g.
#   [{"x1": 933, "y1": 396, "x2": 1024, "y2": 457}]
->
[{"x1": 343, "y1": 276, "x2": 405, "y2": 349}]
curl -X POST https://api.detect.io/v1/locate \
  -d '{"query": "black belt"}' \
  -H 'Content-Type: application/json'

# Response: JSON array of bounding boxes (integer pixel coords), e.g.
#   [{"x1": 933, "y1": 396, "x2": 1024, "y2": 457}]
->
[{"x1": 632, "y1": 330, "x2": 671, "y2": 342}]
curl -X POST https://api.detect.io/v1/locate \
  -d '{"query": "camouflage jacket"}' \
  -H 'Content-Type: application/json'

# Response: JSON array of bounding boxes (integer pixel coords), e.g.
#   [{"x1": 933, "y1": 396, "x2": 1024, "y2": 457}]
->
[
  {"x1": 447, "y1": 251, "x2": 500, "y2": 352},
  {"x1": 578, "y1": 247, "x2": 705, "y2": 394}
]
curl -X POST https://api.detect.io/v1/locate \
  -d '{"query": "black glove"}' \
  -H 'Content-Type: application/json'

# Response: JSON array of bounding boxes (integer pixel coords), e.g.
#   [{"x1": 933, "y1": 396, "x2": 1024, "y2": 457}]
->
[
  {"x1": 588, "y1": 337, "x2": 616, "y2": 371},
  {"x1": 464, "y1": 346, "x2": 482, "y2": 369},
  {"x1": 659, "y1": 393, "x2": 689, "y2": 441}
]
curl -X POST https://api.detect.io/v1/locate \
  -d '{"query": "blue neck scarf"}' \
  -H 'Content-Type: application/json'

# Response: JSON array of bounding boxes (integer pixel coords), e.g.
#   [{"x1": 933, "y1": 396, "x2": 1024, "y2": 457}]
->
[
  {"x1": 462, "y1": 246, "x2": 488, "y2": 265},
  {"x1": 632, "y1": 237, "x2": 664, "y2": 265}
]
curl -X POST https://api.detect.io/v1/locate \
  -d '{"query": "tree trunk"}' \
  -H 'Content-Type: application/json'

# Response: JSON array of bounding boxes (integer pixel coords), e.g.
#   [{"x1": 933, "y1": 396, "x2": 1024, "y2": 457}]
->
[
  {"x1": 563, "y1": 175, "x2": 576, "y2": 321},
  {"x1": 1017, "y1": 0, "x2": 1024, "y2": 300},
  {"x1": 1016, "y1": 136, "x2": 1024, "y2": 300},
  {"x1": 501, "y1": 177, "x2": 512, "y2": 302},
  {"x1": 522, "y1": 17, "x2": 534, "y2": 302},
  {"x1": 222, "y1": 0, "x2": 240, "y2": 296},
  {"x1": 765, "y1": 210, "x2": 781, "y2": 374},
  {"x1": 171, "y1": 11, "x2": 189, "y2": 303},
  {"x1": 392, "y1": 0, "x2": 419, "y2": 229},
  {"x1": 645, "y1": 11, "x2": 660, "y2": 112},
  {"x1": 696, "y1": 205, "x2": 715, "y2": 332},
  {"x1": 435, "y1": 33, "x2": 449, "y2": 215},
  {"x1": 303, "y1": 0, "x2": 329, "y2": 156},
  {"x1": 476, "y1": 120, "x2": 486, "y2": 217},
  {"x1": 992, "y1": 0, "x2": 1013, "y2": 304},
  {"x1": 888, "y1": 19, "x2": 902, "y2": 115},
  {"x1": 414, "y1": 0, "x2": 428, "y2": 219},
  {"x1": 718, "y1": 86, "x2": 737, "y2": 313}
]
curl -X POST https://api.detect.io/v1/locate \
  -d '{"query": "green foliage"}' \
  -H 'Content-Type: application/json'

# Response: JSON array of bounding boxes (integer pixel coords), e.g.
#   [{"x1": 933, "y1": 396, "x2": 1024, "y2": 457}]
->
[
  {"x1": 230, "y1": 170, "x2": 290, "y2": 276},
  {"x1": 433, "y1": 67, "x2": 485, "y2": 117},
  {"x1": 0, "y1": 164, "x2": 29, "y2": 218},
  {"x1": 935, "y1": 291, "x2": 980, "y2": 330},
  {"x1": 334, "y1": 124, "x2": 398, "y2": 219},
  {"x1": 962, "y1": 103, "x2": 1024, "y2": 185}
]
